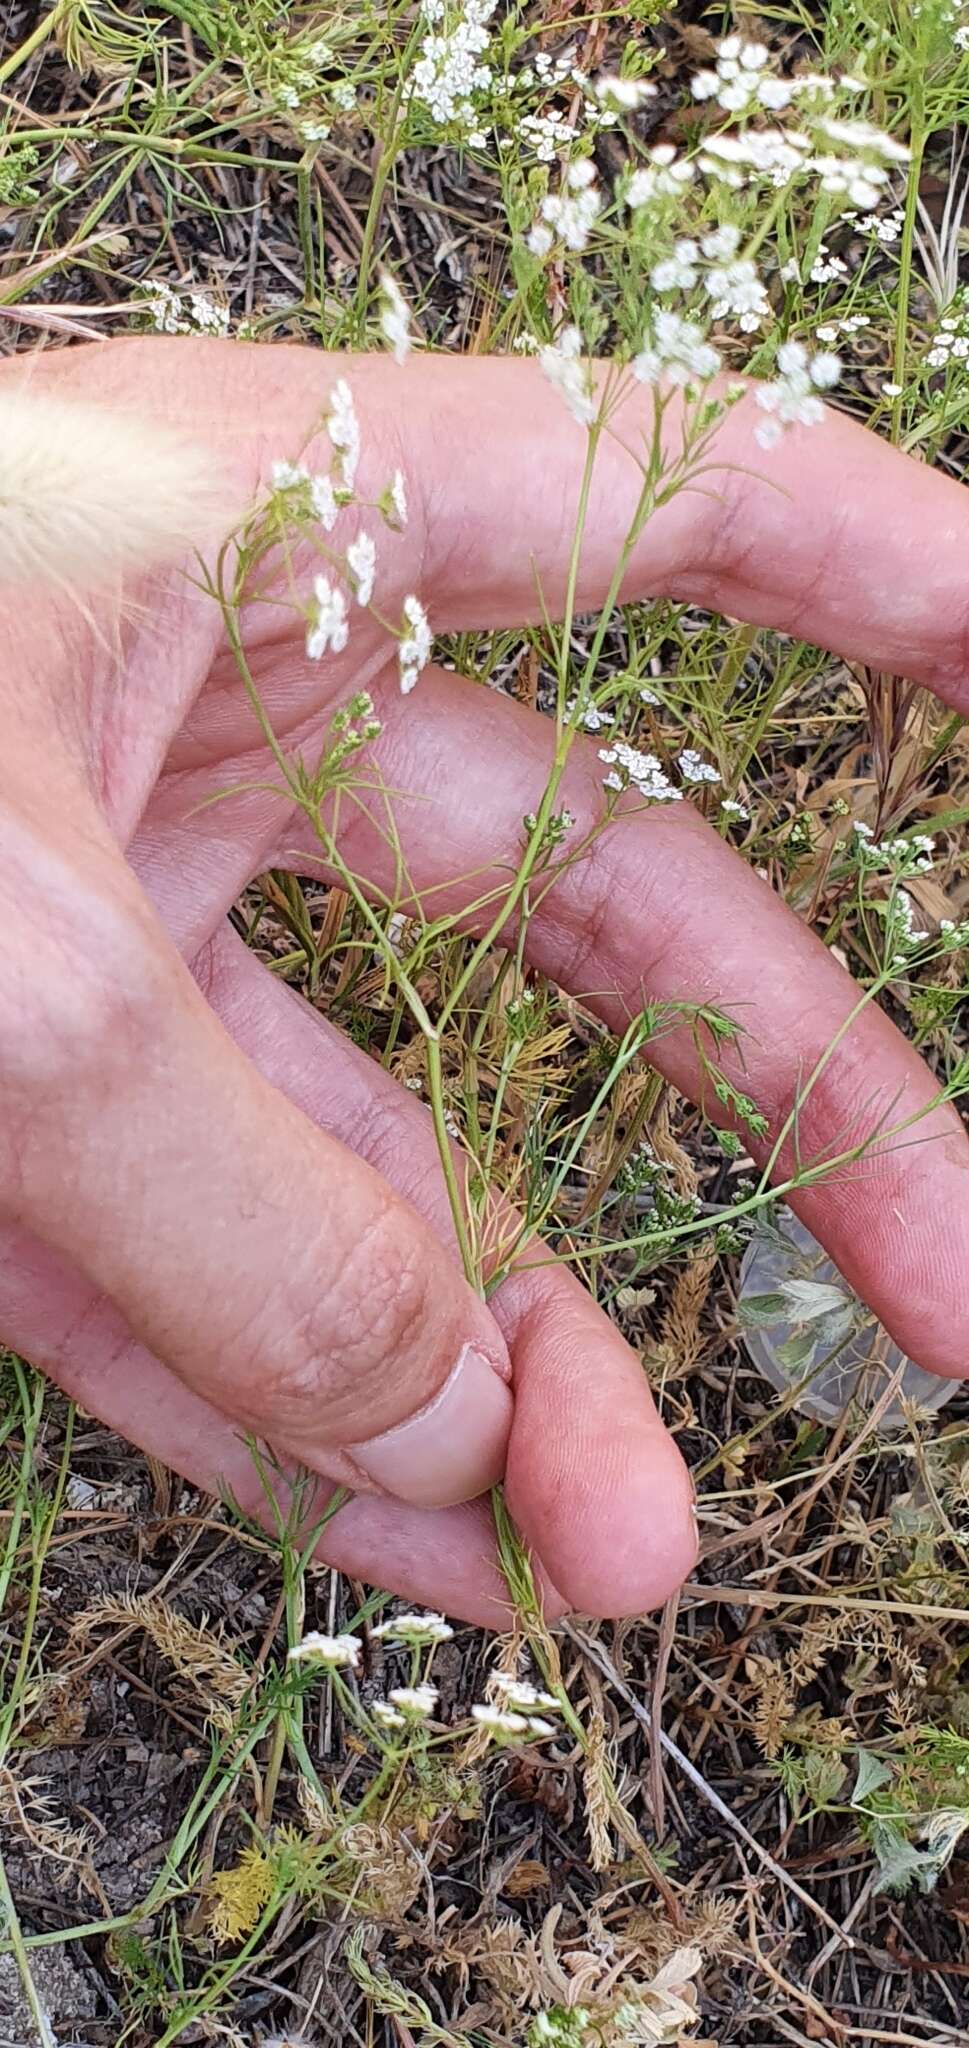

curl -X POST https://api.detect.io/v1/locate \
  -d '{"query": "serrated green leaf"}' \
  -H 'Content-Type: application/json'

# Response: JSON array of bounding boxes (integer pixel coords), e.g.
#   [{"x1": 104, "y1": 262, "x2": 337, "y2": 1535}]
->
[{"x1": 852, "y1": 1750, "x2": 893, "y2": 1805}]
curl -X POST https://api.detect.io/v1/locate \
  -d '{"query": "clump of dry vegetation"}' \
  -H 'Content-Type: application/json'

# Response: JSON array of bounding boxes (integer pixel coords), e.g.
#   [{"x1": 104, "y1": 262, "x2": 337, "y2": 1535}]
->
[{"x1": 2, "y1": 1, "x2": 969, "y2": 2043}]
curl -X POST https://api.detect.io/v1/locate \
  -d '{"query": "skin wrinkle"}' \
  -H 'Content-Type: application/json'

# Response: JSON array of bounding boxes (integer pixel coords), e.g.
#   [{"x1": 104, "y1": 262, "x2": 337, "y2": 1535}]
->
[{"x1": 2, "y1": 337, "x2": 969, "y2": 1622}]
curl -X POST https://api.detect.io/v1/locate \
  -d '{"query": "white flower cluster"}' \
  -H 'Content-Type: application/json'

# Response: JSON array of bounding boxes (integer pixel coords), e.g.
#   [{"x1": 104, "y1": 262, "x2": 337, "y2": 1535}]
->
[
  {"x1": 471, "y1": 1671, "x2": 563, "y2": 1741},
  {"x1": 493, "y1": 1675, "x2": 559, "y2": 1710},
  {"x1": 632, "y1": 309, "x2": 721, "y2": 388},
  {"x1": 647, "y1": 223, "x2": 769, "y2": 331},
  {"x1": 346, "y1": 531, "x2": 376, "y2": 606},
  {"x1": 594, "y1": 73, "x2": 657, "y2": 110},
  {"x1": 852, "y1": 821, "x2": 937, "y2": 874},
  {"x1": 471, "y1": 1704, "x2": 557, "y2": 1737},
  {"x1": 307, "y1": 574, "x2": 349, "y2": 657},
  {"x1": 289, "y1": 1630, "x2": 361, "y2": 1669},
  {"x1": 889, "y1": 889, "x2": 930, "y2": 960},
  {"x1": 268, "y1": 34, "x2": 339, "y2": 121},
  {"x1": 698, "y1": 127, "x2": 811, "y2": 191},
  {"x1": 862, "y1": 206, "x2": 905, "y2": 244},
  {"x1": 327, "y1": 377, "x2": 360, "y2": 491},
  {"x1": 519, "y1": 108, "x2": 581, "y2": 162},
  {"x1": 815, "y1": 312, "x2": 870, "y2": 342},
  {"x1": 807, "y1": 241, "x2": 848, "y2": 284},
  {"x1": 147, "y1": 281, "x2": 230, "y2": 335},
  {"x1": 529, "y1": 158, "x2": 600, "y2": 255},
  {"x1": 690, "y1": 38, "x2": 891, "y2": 177},
  {"x1": 626, "y1": 144, "x2": 696, "y2": 205},
  {"x1": 678, "y1": 748, "x2": 721, "y2": 784},
  {"x1": 926, "y1": 293, "x2": 969, "y2": 369},
  {"x1": 802, "y1": 114, "x2": 909, "y2": 210},
  {"x1": 598, "y1": 739, "x2": 683, "y2": 803},
  {"x1": 399, "y1": 593, "x2": 433, "y2": 694},
  {"x1": 372, "y1": 1609, "x2": 454, "y2": 1644},
  {"x1": 850, "y1": 826, "x2": 969, "y2": 955},
  {"x1": 405, "y1": 0, "x2": 498, "y2": 145},
  {"x1": 539, "y1": 325, "x2": 597, "y2": 425},
  {"x1": 754, "y1": 340, "x2": 841, "y2": 448},
  {"x1": 374, "y1": 1683, "x2": 439, "y2": 1725},
  {"x1": 514, "y1": 50, "x2": 644, "y2": 162},
  {"x1": 683, "y1": 47, "x2": 910, "y2": 214},
  {"x1": 379, "y1": 271, "x2": 412, "y2": 362},
  {"x1": 692, "y1": 35, "x2": 802, "y2": 115},
  {"x1": 271, "y1": 383, "x2": 424, "y2": 688}
]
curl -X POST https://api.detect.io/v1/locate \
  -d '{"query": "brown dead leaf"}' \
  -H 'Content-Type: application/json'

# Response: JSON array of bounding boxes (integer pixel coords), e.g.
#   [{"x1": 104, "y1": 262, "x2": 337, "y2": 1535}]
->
[{"x1": 503, "y1": 1859, "x2": 552, "y2": 1898}]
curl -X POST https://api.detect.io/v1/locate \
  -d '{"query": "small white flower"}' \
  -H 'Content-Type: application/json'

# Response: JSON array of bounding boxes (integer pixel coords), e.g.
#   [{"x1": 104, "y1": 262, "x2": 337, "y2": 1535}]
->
[
  {"x1": 528, "y1": 221, "x2": 554, "y2": 257},
  {"x1": 539, "y1": 325, "x2": 597, "y2": 425},
  {"x1": 651, "y1": 238, "x2": 700, "y2": 292},
  {"x1": 594, "y1": 74, "x2": 657, "y2": 108},
  {"x1": 721, "y1": 798, "x2": 750, "y2": 819},
  {"x1": 346, "y1": 530, "x2": 376, "y2": 606},
  {"x1": 399, "y1": 592, "x2": 433, "y2": 694},
  {"x1": 626, "y1": 146, "x2": 695, "y2": 205},
  {"x1": 310, "y1": 473, "x2": 338, "y2": 529},
  {"x1": 759, "y1": 76, "x2": 795, "y2": 110},
  {"x1": 704, "y1": 256, "x2": 770, "y2": 330},
  {"x1": 372, "y1": 1610, "x2": 454, "y2": 1644},
  {"x1": 633, "y1": 309, "x2": 721, "y2": 387},
  {"x1": 307, "y1": 575, "x2": 349, "y2": 659},
  {"x1": 373, "y1": 1700, "x2": 407, "y2": 1727},
  {"x1": 289, "y1": 1630, "x2": 360, "y2": 1669},
  {"x1": 567, "y1": 157, "x2": 596, "y2": 189},
  {"x1": 754, "y1": 344, "x2": 839, "y2": 448},
  {"x1": 272, "y1": 459, "x2": 309, "y2": 492},
  {"x1": 701, "y1": 223, "x2": 742, "y2": 262},
  {"x1": 815, "y1": 115, "x2": 910, "y2": 164},
  {"x1": 678, "y1": 748, "x2": 721, "y2": 784},
  {"x1": 326, "y1": 377, "x2": 360, "y2": 490},
  {"x1": 810, "y1": 244, "x2": 848, "y2": 284},
  {"x1": 405, "y1": 0, "x2": 498, "y2": 139},
  {"x1": 810, "y1": 350, "x2": 842, "y2": 389},
  {"x1": 188, "y1": 292, "x2": 230, "y2": 334},
  {"x1": 379, "y1": 270, "x2": 412, "y2": 364},
  {"x1": 389, "y1": 467, "x2": 408, "y2": 527},
  {"x1": 537, "y1": 166, "x2": 600, "y2": 251},
  {"x1": 598, "y1": 739, "x2": 682, "y2": 803},
  {"x1": 388, "y1": 1683, "x2": 438, "y2": 1718},
  {"x1": 881, "y1": 380, "x2": 903, "y2": 398},
  {"x1": 493, "y1": 1677, "x2": 560, "y2": 1710},
  {"x1": 471, "y1": 1704, "x2": 530, "y2": 1735}
]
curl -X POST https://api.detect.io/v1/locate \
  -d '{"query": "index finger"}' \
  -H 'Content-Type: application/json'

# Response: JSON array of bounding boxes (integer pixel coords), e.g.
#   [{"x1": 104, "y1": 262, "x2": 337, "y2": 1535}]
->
[{"x1": 401, "y1": 355, "x2": 969, "y2": 712}]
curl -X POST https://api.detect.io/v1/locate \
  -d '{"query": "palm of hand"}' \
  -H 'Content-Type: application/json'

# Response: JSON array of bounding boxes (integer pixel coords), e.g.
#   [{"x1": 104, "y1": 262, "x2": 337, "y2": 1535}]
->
[{"x1": 1, "y1": 335, "x2": 967, "y2": 1624}]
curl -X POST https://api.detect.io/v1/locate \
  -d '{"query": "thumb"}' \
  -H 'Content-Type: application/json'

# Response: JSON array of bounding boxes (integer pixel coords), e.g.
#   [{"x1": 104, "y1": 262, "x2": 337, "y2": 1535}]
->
[{"x1": 1, "y1": 853, "x2": 511, "y2": 1510}]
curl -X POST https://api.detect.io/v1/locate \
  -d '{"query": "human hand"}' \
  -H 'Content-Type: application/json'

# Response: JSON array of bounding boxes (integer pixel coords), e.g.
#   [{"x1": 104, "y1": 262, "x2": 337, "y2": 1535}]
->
[{"x1": 1, "y1": 337, "x2": 967, "y2": 1625}]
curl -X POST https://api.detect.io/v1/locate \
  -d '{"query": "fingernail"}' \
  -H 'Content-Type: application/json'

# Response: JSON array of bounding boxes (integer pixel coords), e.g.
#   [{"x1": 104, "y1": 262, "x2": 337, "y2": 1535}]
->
[{"x1": 348, "y1": 1344, "x2": 513, "y2": 1509}]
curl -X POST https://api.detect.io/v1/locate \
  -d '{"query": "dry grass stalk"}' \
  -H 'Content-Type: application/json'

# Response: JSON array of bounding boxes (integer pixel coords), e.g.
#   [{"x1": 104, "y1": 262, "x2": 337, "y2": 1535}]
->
[{"x1": 66, "y1": 1590, "x2": 249, "y2": 1728}]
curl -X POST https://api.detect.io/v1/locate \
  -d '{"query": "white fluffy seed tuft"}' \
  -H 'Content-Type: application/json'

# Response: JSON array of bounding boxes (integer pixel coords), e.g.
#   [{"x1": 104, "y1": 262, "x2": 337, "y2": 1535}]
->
[{"x1": 0, "y1": 387, "x2": 228, "y2": 596}]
